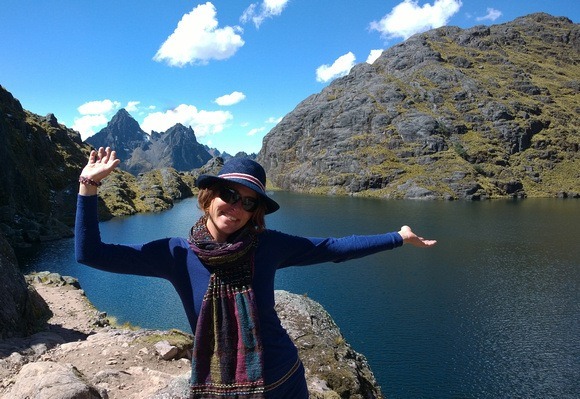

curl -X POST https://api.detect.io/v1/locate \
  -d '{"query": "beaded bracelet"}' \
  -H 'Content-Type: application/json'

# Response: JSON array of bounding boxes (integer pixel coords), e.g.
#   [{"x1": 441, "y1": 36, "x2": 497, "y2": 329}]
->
[{"x1": 79, "y1": 176, "x2": 102, "y2": 187}]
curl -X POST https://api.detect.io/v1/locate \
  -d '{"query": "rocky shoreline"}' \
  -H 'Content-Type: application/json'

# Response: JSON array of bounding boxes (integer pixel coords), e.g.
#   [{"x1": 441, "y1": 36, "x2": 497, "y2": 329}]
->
[{"x1": 0, "y1": 273, "x2": 384, "y2": 399}]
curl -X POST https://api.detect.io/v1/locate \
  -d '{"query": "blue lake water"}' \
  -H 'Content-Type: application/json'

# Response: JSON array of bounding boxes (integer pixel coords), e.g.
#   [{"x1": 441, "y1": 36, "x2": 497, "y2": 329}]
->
[{"x1": 18, "y1": 193, "x2": 580, "y2": 398}]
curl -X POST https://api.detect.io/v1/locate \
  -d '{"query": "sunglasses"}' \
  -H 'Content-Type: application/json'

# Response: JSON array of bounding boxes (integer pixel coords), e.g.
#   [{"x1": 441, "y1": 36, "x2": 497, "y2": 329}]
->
[{"x1": 218, "y1": 187, "x2": 260, "y2": 212}]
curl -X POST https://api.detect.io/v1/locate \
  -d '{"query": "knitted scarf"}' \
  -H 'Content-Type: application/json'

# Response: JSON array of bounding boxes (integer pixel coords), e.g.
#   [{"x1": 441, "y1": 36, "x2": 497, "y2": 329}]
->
[{"x1": 188, "y1": 216, "x2": 265, "y2": 399}]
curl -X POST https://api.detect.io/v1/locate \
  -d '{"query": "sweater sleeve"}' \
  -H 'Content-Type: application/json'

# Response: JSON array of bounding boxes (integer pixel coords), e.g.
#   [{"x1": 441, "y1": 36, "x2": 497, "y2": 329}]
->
[
  {"x1": 258, "y1": 229, "x2": 404, "y2": 269},
  {"x1": 74, "y1": 194, "x2": 178, "y2": 279}
]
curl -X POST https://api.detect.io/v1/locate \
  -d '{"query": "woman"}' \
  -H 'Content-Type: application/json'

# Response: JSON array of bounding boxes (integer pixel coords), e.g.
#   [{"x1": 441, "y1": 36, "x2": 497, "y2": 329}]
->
[{"x1": 76, "y1": 147, "x2": 436, "y2": 399}]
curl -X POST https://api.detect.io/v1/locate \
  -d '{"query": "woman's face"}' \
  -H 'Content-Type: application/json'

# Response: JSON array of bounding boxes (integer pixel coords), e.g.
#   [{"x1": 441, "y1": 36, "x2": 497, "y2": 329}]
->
[{"x1": 205, "y1": 182, "x2": 258, "y2": 242}]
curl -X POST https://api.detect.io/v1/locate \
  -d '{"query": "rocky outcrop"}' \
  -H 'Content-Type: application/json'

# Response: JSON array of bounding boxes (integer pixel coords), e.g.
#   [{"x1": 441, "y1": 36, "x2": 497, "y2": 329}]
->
[
  {"x1": 258, "y1": 13, "x2": 579, "y2": 200},
  {"x1": 0, "y1": 273, "x2": 384, "y2": 399},
  {"x1": 0, "y1": 234, "x2": 51, "y2": 339},
  {"x1": 276, "y1": 291, "x2": 383, "y2": 399},
  {"x1": 95, "y1": 167, "x2": 197, "y2": 219}
]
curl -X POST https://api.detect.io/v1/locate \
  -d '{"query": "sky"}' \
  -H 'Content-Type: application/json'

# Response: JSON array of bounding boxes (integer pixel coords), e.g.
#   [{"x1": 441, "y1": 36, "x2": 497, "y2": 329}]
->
[{"x1": 1, "y1": 1, "x2": 578, "y2": 155}]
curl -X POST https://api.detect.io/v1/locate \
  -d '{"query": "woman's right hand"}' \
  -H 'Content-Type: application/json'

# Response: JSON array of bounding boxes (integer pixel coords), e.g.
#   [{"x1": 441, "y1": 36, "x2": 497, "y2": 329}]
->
[{"x1": 79, "y1": 147, "x2": 121, "y2": 195}]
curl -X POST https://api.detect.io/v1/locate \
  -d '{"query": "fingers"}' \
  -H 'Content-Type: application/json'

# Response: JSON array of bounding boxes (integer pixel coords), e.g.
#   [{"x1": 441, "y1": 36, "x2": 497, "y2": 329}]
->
[
  {"x1": 93, "y1": 147, "x2": 118, "y2": 165},
  {"x1": 88, "y1": 150, "x2": 97, "y2": 164},
  {"x1": 97, "y1": 147, "x2": 106, "y2": 161},
  {"x1": 399, "y1": 225, "x2": 437, "y2": 247},
  {"x1": 84, "y1": 147, "x2": 120, "y2": 178},
  {"x1": 418, "y1": 238, "x2": 437, "y2": 247}
]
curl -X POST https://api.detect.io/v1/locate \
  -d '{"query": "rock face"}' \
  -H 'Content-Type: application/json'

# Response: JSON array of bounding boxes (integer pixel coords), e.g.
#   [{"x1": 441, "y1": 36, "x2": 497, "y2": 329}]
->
[
  {"x1": 0, "y1": 85, "x2": 89, "y2": 246},
  {"x1": 0, "y1": 274, "x2": 384, "y2": 399},
  {"x1": 86, "y1": 110, "x2": 212, "y2": 175},
  {"x1": 258, "y1": 13, "x2": 579, "y2": 200},
  {"x1": 0, "y1": 234, "x2": 51, "y2": 339}
]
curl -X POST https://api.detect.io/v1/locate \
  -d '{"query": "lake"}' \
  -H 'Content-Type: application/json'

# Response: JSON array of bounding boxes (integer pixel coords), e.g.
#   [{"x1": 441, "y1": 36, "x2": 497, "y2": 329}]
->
[{"x1": 18, "y1": 192, "x2": 580, "y2": 398}]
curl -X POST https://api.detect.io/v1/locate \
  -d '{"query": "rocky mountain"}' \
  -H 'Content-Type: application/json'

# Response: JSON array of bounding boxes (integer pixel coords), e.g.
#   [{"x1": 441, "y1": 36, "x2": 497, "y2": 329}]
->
[
  {"x1": 204, "y1": 146, "x2": 258, "y2": 162},
  {"x1": 0, "y1": 86, "x2": 201, "y2": 249},
  {"x1": 86, "y1": 110, "x2": 212, "y2": 175},
  {"x1": 258, "y1": 13, "x2": 579, "y2": 200},
  {"x1": 124, "y1": 123, "x2": 212, "y2": 175},
  {"x1": 85, "y1": 109, "x2": 148, "y2": 162}
]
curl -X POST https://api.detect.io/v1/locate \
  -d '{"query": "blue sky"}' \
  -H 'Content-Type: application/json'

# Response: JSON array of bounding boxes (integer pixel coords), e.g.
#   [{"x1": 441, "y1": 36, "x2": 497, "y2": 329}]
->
[{"x1": 1, "y1": 1, "x2": 578, "y2": 155}]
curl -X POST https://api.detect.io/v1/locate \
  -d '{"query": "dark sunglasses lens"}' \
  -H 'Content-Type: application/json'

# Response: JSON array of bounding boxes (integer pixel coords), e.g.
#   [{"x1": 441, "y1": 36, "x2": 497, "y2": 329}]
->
[
  {"x1": 219, "y1": 187, "x2": 258, "y2": 212},
  {"x1": 219, "y1": 187, "x2": 239, "y2": 204},
  {"x1": 241, "y1": 198, "x2": 258, "y2": 212}
]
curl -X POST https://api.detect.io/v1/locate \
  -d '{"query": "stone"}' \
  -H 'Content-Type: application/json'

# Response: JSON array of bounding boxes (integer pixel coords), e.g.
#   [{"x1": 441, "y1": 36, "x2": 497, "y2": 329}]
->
[
  {"x1": 154, "y1": 340, "x2": 179, "y2": 361},
  {"x1": 5, "y1": 361, "x2": 102, "y2": 399}
]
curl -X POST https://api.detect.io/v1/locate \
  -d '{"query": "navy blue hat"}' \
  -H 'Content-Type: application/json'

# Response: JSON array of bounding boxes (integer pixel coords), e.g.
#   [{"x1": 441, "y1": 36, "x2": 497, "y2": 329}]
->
[{"x1": 196, "y1": 158, "x2": 280, "y2": 214}]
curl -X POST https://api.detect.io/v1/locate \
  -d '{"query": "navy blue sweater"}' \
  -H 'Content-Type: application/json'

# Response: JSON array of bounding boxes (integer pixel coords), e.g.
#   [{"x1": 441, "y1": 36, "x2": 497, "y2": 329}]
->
[{"x1": 75, "y1": 194, "x2": 404, "y2": 384}]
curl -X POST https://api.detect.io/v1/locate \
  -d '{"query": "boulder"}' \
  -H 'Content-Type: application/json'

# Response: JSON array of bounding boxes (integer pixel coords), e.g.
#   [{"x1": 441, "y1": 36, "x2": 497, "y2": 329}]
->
[
  {"x1": 6, "y1": 361, "x2": 102, "y2": 399},
  {"x1": 275, "y1": 291, "x2": 384, "y2": 399}
]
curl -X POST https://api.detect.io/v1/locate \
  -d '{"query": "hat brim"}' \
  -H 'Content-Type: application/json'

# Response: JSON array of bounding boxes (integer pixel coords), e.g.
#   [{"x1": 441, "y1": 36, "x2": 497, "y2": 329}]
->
[{"x1": 196, "y1": 174, "x2": 280, "y2": 214}]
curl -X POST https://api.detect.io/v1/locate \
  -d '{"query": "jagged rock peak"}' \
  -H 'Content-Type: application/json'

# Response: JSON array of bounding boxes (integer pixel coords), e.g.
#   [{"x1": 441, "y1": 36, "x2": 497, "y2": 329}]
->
[
  {"x1": 86, "y1": 109, "x2": 148, "y2": 161},
  {"x1": 106, "y1": 108, "x2": 144, "y2": 134},
  {"x1": 45, "y1": 113, "x2": 59, "y2": 128},
  {"x1": 164, "y1": 123, "x2": 198, "y2": 142}
]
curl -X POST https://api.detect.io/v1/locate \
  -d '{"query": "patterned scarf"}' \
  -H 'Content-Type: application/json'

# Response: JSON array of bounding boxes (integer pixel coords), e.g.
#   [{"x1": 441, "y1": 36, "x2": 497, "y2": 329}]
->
[{"x1": 188, "y1": 216, "x2": 265, "y2": 399}]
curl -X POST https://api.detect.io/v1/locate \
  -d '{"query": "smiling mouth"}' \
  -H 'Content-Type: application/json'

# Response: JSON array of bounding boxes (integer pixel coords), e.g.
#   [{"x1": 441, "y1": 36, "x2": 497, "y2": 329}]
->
[{"x1": 220, "y1": 212, "x2": 239, "y2": 222}]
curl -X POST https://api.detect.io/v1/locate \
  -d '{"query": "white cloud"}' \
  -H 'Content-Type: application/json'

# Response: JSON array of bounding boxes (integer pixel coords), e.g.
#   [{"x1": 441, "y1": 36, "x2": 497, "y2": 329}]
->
[
  {"x1": 126, "y1": 101, "x2": 140, "y2": 112},
  {"x1": 77, "y1": 99, "x2": 120, "y2": 115},
  {"x1": 72, "y1": 114, "x2": 109, "y2": 141},
  {"x1": 247, "y1": 127, "x2": 265, "y2": 136},
  {"x1": 154, "y1": 2, "x2": 245, "y2": 67},
  {"x1": 141, "y1": 104, "x2": 233, "y2": 136},
  {"x1": 316, "y1": 52, "x2": 356, "y2": 83},
  {"x1": 476, "y1": 8, "x2": 502, "y2": 22},
  {"x1": 366, "y1": 49, "x2": 383, "y2": 64},
  {"x1": 241, "y1": 0, "x2": 289, "y2": 28},
  {"x1": 214, "y1": 91, "x2": 246, "y2": 106},
  {"x1": 370, "y1": 0, "x2": 462, "y2": 40},
  {"x1": 73, "y1": 99, "x2": 121, "y2": 140},
  {"x1": 266, "y1": 116, "x2": 282, "y2": 124}
]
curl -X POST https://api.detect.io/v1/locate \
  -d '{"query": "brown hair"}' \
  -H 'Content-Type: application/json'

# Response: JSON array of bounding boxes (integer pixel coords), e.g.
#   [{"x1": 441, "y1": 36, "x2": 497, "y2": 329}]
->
[{"x1": 197, "y1": 185, "x2": 267, "y2": 232}]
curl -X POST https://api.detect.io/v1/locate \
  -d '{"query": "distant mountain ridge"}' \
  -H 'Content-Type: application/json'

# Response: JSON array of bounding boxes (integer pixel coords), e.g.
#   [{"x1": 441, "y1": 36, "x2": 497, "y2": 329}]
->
[
  {"x1": 257, "y1": 13, "x2": 579, "y2": 199},
  {"x1": 86, "y1": 109, "x2": 212, "y2": 175}
]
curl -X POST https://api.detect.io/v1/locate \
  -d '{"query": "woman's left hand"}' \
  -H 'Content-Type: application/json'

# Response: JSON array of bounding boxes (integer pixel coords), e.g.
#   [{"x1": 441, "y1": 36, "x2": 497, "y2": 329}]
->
[{"x1": 398, "y1": 225, "x2": 437, "y2": 247}]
